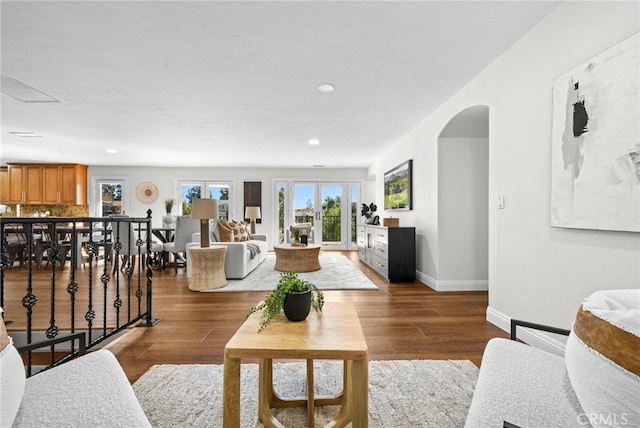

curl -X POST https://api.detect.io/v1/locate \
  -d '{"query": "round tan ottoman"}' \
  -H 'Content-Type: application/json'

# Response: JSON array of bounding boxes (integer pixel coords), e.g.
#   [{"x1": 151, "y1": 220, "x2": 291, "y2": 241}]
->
[
  {"x1": 273, "y1": 244, "x2": 321, "y2": 272},
  {"x1": 188, "y1": 246, "x2": 227, "y2": 291}
]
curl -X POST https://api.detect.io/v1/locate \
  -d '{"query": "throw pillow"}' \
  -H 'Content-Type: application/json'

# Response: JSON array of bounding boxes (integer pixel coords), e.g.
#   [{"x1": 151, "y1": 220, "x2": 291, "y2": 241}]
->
[
  {"x1": 565, "y1": 289, "x2": 640, "y2": 427},
  {"x1": 0, "y1": 307, "x2": 26, "y2": 426},
  {"x1": 217, "y1": 221, "x2": 234, "y2": 242},
  {"x1": 227, "y1": 220, "x2": 250, "y2": 242}
]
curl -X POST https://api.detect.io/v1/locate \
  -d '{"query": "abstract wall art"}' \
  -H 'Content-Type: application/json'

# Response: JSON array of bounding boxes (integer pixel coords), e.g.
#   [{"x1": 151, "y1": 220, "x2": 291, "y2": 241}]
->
[{"x1": 550, "y1": 32, "x2": 639, "y2": 232}]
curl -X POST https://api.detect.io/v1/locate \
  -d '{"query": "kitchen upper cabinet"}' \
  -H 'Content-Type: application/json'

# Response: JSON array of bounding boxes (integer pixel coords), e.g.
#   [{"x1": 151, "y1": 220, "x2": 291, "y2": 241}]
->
[
  {"x1": 8, "y1": 164, "x2": 43, "y2": 204},
  {"x1": 8, "y1": 163, "x2": 87, "y2": 205},
  {"x1": 0, "y1": 167, "x2": 8, "y2": 204},
  {"x1": 43, "y1": 164, "x2": 88, "y2": 205}
]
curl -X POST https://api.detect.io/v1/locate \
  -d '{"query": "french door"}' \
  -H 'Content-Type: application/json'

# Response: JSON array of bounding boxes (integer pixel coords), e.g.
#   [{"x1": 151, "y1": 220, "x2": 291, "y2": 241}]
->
[{"x1": 279, "y1": 182, "x2": 357, "y2": 250}]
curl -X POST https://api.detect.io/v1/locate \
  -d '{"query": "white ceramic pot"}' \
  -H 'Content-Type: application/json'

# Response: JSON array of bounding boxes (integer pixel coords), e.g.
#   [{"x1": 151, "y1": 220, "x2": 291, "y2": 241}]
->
[{"x1": 162, "y1": 214, "x2": 176, "y2": 229}]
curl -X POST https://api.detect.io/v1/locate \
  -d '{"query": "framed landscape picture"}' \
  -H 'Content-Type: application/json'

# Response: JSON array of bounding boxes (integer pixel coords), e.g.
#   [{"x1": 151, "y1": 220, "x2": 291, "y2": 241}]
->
[
  {"x1": 384, "y1": 159, "x2": 412, "y2": 210},
  {"x1": 550, "y1": 32, "x2": 639, "y2": 232}
]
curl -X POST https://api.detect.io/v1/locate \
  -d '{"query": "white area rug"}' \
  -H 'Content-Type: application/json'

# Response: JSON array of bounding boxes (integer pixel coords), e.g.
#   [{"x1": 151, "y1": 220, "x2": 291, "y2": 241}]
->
[
  {"x1": 216, "y1": 255, "x2": 377, "y2": 292},
  {"x1": 133, "y1": 359, "x2": 478, "y2": 427}
]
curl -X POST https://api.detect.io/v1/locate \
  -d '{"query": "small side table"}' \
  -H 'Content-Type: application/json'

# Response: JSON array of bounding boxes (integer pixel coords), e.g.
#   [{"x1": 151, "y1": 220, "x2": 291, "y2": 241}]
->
[{"x1": 188, "y1": 246, "x2": 227, "y2": 291}]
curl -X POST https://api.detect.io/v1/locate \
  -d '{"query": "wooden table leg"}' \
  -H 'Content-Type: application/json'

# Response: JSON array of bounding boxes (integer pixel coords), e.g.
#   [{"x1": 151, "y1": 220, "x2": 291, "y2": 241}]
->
[
  {"x1": 259, "y1": 358, "x2": 284, "y2": 428},
  {"x1": 330, "y1": 360, "x2": 353, "y2": 427},
  {"x1": 258, "y1": 358, "x2": 358, "y2": 428},
  {"x1": 351, "y1": 358, "x2": 368, "y2": 428},
  {"x1": 306, "y1": 359, "x2": 315, "y2": 428},
  {"x1": 223, "y1": 354, "x2": 241, "y2": 428}
]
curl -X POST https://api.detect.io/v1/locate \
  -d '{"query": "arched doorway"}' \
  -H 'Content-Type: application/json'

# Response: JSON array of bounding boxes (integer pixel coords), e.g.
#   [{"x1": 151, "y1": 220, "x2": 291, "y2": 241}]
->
[{"x1": 437, "y1": 105, "x2": 489, "y2": 290}]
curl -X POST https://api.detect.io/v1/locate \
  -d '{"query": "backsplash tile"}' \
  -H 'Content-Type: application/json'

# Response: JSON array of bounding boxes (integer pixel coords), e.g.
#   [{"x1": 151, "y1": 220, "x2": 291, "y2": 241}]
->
[{"x1": 1, "y1": 205, "x2": 89, "y2": 218}]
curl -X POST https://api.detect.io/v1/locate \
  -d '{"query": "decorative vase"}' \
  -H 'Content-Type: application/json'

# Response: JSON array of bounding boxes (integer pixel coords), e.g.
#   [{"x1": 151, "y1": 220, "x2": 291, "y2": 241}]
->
[
  {"x1": 162, "y1": 213, "x2": 176, "y2": 229},
  {"x1": 283, "y1": 289, "x2": 311, "y2": 322}
]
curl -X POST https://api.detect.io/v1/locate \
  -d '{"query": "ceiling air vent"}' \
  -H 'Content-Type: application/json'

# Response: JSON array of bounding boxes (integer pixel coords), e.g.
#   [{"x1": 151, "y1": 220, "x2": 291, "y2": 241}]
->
[{"x1": 1, "y1": 73, "x2": 61, "y2": 102}]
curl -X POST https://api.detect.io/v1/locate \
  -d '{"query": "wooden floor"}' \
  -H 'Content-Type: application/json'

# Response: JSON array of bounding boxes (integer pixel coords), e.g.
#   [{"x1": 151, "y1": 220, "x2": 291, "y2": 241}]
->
[{"x1": 4, "y1": 251, "x2": 508, "y2": 382}]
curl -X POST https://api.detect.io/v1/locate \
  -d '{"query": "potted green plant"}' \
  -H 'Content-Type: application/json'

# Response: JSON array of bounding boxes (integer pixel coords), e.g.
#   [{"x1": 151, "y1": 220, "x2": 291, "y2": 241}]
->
[
  {"x1": 247, "y1": 272, "x2": 325, "y2": 332},
  {"x1": 164, "y1": 198, "x2": 175, "y2": 214},
  {"x1": 163, "y1": 198, "x2": 176, "y2": 228}
]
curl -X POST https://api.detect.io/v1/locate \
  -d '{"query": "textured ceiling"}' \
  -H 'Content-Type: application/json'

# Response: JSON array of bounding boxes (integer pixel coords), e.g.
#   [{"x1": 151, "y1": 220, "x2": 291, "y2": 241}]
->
[{"x1": 0, "y1": 1, "x2": 558, "y2": 168}]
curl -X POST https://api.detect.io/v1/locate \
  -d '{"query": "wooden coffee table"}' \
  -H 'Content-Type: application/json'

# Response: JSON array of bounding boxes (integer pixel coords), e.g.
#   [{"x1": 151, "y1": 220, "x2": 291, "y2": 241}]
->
[
  {"x1": 273, "y1": 244, "x2": 321, "y2": 272},
  {"x1": 223, "y1": 302, "x2": 368, "y2": 427}
]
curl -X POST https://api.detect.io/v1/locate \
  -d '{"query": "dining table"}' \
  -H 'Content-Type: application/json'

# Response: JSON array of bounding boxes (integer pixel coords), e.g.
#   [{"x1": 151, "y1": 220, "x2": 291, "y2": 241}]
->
[
  {"x1": 151, "y1": 227, "x2": 175, "y2": 243},
  {"x1": 2, "y1": 224, "x2": 96, "y2": 268}
]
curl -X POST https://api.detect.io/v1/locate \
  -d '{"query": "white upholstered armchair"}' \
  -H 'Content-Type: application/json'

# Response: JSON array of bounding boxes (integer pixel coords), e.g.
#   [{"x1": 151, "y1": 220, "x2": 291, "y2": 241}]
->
[{"x1": 287, "y1": 222, "x2": 314, "y2": 243}]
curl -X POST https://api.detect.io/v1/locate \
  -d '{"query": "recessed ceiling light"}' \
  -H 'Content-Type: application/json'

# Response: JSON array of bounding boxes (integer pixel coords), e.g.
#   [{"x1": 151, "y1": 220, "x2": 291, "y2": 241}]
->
[
  {"x1": 318, "y1": 83, "x2": 334, "y2": 93},
  {"x1": 308, "y1": 139, "x2": 320, "y2": 145},
  {"x1": 106, "y1": 148, "x2": 118, "y2": 154}
]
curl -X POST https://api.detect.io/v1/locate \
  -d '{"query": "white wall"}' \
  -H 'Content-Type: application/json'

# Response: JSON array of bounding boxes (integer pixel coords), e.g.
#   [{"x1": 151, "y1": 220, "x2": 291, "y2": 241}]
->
[
  {"x1": 88, "y1": 166, "x2": 372, "y2": 248},
  {"x1": 370, "y1": 1, "x2": 640, "y2": 330},
  {"x1": 438, "y1": 137, "x2": 489, "y2": 284}
]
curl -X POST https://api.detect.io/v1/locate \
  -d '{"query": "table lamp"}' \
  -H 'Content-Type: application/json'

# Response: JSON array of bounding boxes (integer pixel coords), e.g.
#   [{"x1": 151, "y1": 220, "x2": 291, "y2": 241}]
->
[
  {"x1": 244, "y1": 207, "x2": 261, "y2": 233},
  {"x1": 245, "y1": 206, "x2": 261, "y2": 234},
  {"x1": 191, "y1": 198, "x2": 218, "y2": 248}
]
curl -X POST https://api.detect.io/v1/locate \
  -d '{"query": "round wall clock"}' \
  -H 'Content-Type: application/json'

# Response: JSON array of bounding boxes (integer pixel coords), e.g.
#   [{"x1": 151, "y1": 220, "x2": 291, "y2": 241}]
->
[{"x1": 136, "y1": 181, "x2": 158, "y2": 204}]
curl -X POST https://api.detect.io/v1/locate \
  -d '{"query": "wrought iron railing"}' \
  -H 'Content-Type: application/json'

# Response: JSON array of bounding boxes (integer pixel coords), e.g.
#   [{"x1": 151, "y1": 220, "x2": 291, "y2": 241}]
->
[
  {"x1": 291, "y1": 214, "x2": 358, "y2": 243},
  {"x1": 321, "y1": 215, "x2": 340, "y2": 241},
  {"x1": 0, "y1": 211, "x2": 159, "y2": 376}
]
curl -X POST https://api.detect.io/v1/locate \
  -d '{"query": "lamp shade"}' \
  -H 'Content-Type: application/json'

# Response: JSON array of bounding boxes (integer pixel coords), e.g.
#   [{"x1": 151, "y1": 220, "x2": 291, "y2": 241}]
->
[
  {"x1": 191, "y1": 198, "x2": 218, "y2": 220},
  {"x1": 245, "y1": 206, "x2": 261, "y2": 220}
]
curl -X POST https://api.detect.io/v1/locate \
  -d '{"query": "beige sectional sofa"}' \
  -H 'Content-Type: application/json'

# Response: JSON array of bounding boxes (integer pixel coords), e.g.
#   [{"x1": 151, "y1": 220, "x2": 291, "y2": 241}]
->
[{"x1": 186, "y1": 232, "x2": 267, "y2": 279}]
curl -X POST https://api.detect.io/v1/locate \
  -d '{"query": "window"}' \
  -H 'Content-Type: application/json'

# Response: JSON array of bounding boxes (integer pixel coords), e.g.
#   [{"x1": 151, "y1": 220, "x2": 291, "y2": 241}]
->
[
  {"x1": 178, "y1": 180, "x2": 232, "y2": 220},
  {"x1": 93, "y1": 178, "x2": 127, "y2": 217},
  {"x1": 349, "y1": 182, "x2": 360, "y2": 247},
  {"x1": 275, "y1": 182, "x2": 287, "y2": 244},
  {"x1": 207, "y1": 183, "x2": 230, "y2": 221}
]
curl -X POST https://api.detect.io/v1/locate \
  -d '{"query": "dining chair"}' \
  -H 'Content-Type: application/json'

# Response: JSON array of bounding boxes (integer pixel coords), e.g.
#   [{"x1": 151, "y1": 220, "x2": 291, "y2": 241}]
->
[
  {"x1": 2, "y1": 225, "x2": 27, "y2": 270},
  {"x1": 83, "y1": 219, "x2": 116, "y2": 266},
  {"x1": 162, "y1": 215, "x2": 199, "y2": 274},
  {"x1": 25, "y1": 224, "x2": 72, "y2": 270},
  {"x1": 109, "y1": 218, "x2": 166, "y2": 273},
  {"x1": 28, "y1": 225, "x2": 52, "y2": 269},
  {"x1": 109, "y1": 217, "x2": 140, "y2": 273},
  {"x1": 45, "y1": 225, "x2": 72, "y2": 269},
  {"x1": 137, "y1": 226, "x2": 164, "y2": 270}
]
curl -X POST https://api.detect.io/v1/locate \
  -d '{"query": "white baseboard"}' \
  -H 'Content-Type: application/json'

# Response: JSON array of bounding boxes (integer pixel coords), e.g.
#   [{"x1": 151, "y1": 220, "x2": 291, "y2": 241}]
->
[
  {"x1": 486, "y1": 306, "x2": 567, "y2": 357},
  {"x1": 416, "y1": 270, "x2": 488, "y2": 292}
]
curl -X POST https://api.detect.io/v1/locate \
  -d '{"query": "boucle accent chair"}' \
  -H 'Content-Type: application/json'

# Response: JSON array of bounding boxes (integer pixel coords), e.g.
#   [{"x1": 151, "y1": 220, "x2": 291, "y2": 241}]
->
[
  {"x1": 0, "y1": 308, "x2": 151, "y2": 427},
  {"x1": 465, "y1": 289, "x2": 639, "y2": 428}
]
